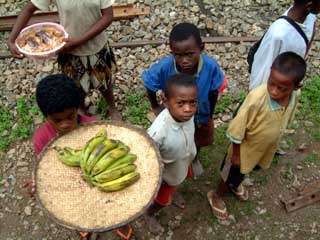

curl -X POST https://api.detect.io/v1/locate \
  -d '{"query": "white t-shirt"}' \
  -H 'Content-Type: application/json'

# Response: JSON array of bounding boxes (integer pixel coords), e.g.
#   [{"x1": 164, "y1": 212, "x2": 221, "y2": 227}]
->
[
  {"x1": 147, "y1": 109, "x2": 197, "y2": 186},
  {"x1": 249, "y1": 8, "x2": 317, "y2": 90},
  {"x1": 31, "y1": 0, "x2": 114, "y2": 56}
]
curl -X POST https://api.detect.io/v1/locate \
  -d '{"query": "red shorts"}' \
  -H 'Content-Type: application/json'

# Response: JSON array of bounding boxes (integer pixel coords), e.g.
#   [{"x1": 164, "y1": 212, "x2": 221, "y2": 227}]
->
[
  {"x1": 155, "y1": 166, "x2": 193, "y2": 206},
  {"x1": 194, "y1": 119, "x2": 214, "y2": 147}
]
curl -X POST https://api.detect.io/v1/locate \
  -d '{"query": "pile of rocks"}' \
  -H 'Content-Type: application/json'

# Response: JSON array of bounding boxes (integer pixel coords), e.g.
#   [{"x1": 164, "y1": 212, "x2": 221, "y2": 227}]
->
[{"x1": 0, "y1": 0, "x2": 319, "y2": 116}]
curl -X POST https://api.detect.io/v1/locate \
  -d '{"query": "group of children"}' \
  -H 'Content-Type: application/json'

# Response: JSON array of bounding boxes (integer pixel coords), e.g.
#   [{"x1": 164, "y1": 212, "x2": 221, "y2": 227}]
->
[{"x1": 7, "y1": 0, "x2": 319, "y2": 238}]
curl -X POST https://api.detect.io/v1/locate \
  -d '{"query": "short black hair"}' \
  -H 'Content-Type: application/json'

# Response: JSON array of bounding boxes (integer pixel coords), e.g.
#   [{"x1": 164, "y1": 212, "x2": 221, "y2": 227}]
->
[
  {"x1": 294, "y1": 0, "x2": 309, "y2": 6},
  {"x1": 164, "y1": 74, "x2": 197, "y2": 99},
  {"x1": 271, "y1": 52, "x2": 307, "y2": 85},
  {"x1": 169, "y1": 22, "x2": 202, "y2": 47},
  {"x1": 36, "y1": 74, "x2": 80, "y2": 116}
]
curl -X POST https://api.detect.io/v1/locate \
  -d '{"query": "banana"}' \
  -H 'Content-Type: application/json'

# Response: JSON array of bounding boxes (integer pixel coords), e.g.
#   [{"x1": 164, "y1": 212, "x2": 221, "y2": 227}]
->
[
  {"x1": 91, "y1": 145, "x2": 130, "y2": 176},
  {"x1": 80, "y1": 136, "x2": 106, "y2": 173},
  {"x1": 64, "y1": 146, "x2": 82, "y2": 155},
  {"x1": 93, "y1": 172, "x2": 140, "y2": 192},
  {"x1": 58, "y1": 154, "x2": 81, "y2": 167},
  {"x1": 85, "y1": 139, "x2": 119, "y2": 174},
  {"x1": 95, "y1": 129, "x2": 108, "y2": 137},
  {"x1": 93, "y1": 163, "x2": 137, "y2": 183},
  {"x1": 54, "y1": 146, "x2": 81, "y2": 167},
  {"x1": 107, "y1": 153, "x2": 137, "y2": 170}
]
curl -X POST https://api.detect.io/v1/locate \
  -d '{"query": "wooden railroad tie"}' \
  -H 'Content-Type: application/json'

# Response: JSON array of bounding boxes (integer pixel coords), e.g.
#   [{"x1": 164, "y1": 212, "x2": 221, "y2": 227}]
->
[
  {"x1": 0, "y1": 4, "x2": 150, "y2": 31},
  {"x1": 281, "y1": 179, "x2": 320, "y2": 212}
]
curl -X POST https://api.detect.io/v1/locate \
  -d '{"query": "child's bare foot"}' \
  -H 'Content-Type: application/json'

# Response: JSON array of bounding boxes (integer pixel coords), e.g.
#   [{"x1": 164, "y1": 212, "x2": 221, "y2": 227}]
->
[
  {"x1": 207, "y1": 191, "x2": 228, "y2": 220},
  {"x1": 231, "y1": 184, "x2": 249, "y2": 201},
  {"x1": 109, "y1": 109, "x2": 122, "y2": 121},
  {"x1": 144, "y1": 214, "x2": 164, "y2": 234},
  {"x1": 172, "y1": 191, "x2": 186, "y2": 209}
]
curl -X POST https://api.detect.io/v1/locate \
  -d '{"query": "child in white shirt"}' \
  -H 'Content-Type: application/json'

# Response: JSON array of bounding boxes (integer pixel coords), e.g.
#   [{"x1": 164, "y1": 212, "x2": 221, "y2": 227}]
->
[
  {"x1": 145, "y1": 73, "x2": 198, "y2": 234},
  {"x1": 249, "y1": 0, "x2": 319, "y2": 90}
]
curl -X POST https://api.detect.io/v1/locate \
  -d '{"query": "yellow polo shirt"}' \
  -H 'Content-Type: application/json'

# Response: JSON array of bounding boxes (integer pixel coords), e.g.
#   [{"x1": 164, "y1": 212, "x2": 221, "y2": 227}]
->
[{"x1": 226, "y1": 84, "x2": 298, "y2": 174}]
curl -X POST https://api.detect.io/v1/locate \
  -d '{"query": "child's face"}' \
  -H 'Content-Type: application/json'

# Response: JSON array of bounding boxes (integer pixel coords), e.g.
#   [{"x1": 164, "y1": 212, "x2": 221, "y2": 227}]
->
[
  {"x1": 170, "y1": 36, "x2": 203, "y2": 75},
  {"x1": 164, "y1": 85, "x2": 198, "y2": 122},
  {"x1": 267, "y1": 69, "x2": 299, "y2": 105},
  {"x1": 47, "y1": 108, "x2": 78, "y2": 134}
]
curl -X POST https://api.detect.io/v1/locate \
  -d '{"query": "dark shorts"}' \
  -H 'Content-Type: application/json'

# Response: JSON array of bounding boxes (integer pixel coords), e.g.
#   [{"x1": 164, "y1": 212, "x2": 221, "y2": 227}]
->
[
  {"x1": 57, "y1": 42, "x2": 117, "y2": 94},
  {"x1": 194, "y1": 119, "x2": 214, "y2": 147},
  {"x1": 220, "y1": 153, "x2": 261, "y2": 189}
]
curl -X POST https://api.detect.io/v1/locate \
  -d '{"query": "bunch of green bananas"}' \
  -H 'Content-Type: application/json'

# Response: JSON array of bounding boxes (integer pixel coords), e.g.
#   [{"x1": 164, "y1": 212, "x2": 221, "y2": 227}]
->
[{"x1": 53, "y1": 129, "x2": 140, "y2": 192}]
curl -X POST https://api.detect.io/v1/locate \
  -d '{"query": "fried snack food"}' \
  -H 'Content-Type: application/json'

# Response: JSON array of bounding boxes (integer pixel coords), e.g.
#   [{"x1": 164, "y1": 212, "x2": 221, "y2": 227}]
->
[{"x1": 17, "y1": 25, "x2": 65, "y2": 53}]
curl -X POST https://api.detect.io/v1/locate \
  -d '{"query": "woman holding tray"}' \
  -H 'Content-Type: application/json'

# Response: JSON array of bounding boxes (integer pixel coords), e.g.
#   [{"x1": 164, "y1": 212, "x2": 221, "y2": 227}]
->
[{"x1": 8, "y1": 0, "x2": 122, "y2": 121}]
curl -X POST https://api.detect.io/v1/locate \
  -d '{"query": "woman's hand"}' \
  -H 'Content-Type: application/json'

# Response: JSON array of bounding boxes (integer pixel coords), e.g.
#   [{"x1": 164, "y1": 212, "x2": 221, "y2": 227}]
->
[
  {"x1": 59, "y1": 37, "x2": 82, "y2": 53},
  {"x1": 7, "y1": 39, "x2": 24, "y2": 58}
]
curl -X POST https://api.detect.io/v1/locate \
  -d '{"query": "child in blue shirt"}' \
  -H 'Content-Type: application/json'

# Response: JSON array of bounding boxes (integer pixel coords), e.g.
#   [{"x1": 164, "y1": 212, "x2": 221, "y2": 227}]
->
[{"x1": 142, "y1": 22, "x2": 227, "y2": 187}]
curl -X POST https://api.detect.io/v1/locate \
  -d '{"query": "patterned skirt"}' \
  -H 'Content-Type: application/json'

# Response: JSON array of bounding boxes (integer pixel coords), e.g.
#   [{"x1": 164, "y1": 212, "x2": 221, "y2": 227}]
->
[{"x1": 57, "y1": 42, "x2": 117, "y2": 93}]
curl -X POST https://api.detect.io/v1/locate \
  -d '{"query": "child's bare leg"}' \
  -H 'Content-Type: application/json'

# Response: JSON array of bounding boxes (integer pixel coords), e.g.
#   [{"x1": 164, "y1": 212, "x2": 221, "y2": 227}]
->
[
  {"x1": 213, "y1": 179, "x2": 229, "y2": 206},
  {"x1": 100, "y1": 84, "x2": 122, "y2": 121},
  {"x1": 144, "y1": 202, "x2": 164, "y2": 234},
  {"x1": 208, "y1": 180, "x2": 229, "y2": 220}
]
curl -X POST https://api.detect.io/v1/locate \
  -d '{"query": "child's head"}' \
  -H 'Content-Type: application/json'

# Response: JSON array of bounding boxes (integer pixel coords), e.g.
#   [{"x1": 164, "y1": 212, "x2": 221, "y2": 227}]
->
[
  {"x1": 163, "y1": 74, "x2": 198, "y2": 122},
  {"x1": 268, "y1": 52, "x2": 306, "y2": 104},
  {"x1": 169, "y1": 23, "x2": 204, "y2": 75},
  {"x1": 36, "y1": 74, "x2": 81, "y2": 134},
  {"x1": 294, "y1": 0, "x2": 320, "y2": 14}
]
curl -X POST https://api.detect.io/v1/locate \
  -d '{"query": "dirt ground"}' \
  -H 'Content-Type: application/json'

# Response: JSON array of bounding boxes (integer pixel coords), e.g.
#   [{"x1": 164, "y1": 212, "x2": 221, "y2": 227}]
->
[{"x1": 0, "y1": 121, "x2": 319, "y2": 240}]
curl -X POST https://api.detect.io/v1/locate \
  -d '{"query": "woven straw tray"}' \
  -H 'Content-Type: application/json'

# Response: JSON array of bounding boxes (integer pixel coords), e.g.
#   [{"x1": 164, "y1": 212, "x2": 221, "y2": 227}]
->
[{"x1": 35, "y1": 121, "x2": 162, "y2": 232}]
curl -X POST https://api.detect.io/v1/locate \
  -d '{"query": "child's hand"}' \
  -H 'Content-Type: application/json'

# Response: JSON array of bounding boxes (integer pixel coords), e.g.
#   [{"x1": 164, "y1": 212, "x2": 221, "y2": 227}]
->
[
  {"x1": 7, "y1": 39, "x2": 24, "y2": 58},
  {"x1": 152, "y1": 105, "x2": 164, "y2": 116}
]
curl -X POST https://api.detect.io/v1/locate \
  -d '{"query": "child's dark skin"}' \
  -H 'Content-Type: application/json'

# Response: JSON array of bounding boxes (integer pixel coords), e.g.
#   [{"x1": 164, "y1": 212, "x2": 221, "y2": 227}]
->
[
  {"x1": 145, "y1": 84, "x2": 198, "y2": 234},
  {"x1": 288, "y1": 0, "x2": 320, "y2": 55},
  {"x1": 47, "y1": 108, "x2": 79, "y2": 135},
  {"x1": 146, "y1": 36, "x2": 219, "y2": 116},
  {"x1": 211, "y1": 68, "x2": 302, "y2": 219},
  {"x1": 289, "y1": 0, "x2": 320, "y2": 23}
]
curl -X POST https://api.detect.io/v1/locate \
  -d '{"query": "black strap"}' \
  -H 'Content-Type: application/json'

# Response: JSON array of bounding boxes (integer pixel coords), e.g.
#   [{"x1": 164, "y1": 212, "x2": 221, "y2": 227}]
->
[{"x1": 278, "y1": 15, "x2": 309, "y2": 47}]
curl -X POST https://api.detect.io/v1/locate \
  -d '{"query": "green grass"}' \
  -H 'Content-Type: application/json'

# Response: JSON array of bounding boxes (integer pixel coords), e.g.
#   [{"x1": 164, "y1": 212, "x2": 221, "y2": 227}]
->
[
  {"x1": 215, "y1": 95, "x2": 233, "y2": 114},
  {"x1": 280, "y1": 163, "x2": 294, "y2": 181},
  {"x1": 303, "y1": 153, "x2": 320, "y2": 166},
  {"x1": 0, "y1": 96, "x2": 41, "y2": 152},
  {"x1": 122, "y1": 91, "x2": 151, "y2": 128},
  {"x1": 299, "y1": 77, "x2": 320, "y2": 126},
  {"x1": 251, "y1": 170, "x2": 272, "y2": 186},
  {"x1": 227, "y1": 198, "x2": 256, "y2": 218},
  {"x1": 97, "y1": 96, "x2": 109, "y2": 118},
  {"x1": 214, "y1": 124, "x2": 228, "y2": 146},
  {"x1": 272, "y1": 155, "x2": 280, "y2": 166}
]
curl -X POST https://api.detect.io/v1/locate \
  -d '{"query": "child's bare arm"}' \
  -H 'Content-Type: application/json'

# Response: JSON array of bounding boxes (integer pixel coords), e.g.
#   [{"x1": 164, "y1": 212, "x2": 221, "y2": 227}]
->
[
  {"x1": 62, "y1": 6, "x2": 113, "y2": 52},
  {"x1": 231, "y1": 143, "x2": 240, "y2": 167},
  {"x1": 209, "y1": 90, "x2": 219, "y2": 117},
  {"x1": 146, "y1": 89, "x2": 164, "y2": 115},
  {"x1": 7, "y1": 2, "x2": 38, "y2": 58}
]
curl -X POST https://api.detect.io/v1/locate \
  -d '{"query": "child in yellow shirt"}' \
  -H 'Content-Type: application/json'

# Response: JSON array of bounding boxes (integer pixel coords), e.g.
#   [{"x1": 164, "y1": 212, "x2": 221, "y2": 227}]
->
[{"x1": 208, "y1": 52, "x2": 306, "y2": 220}]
